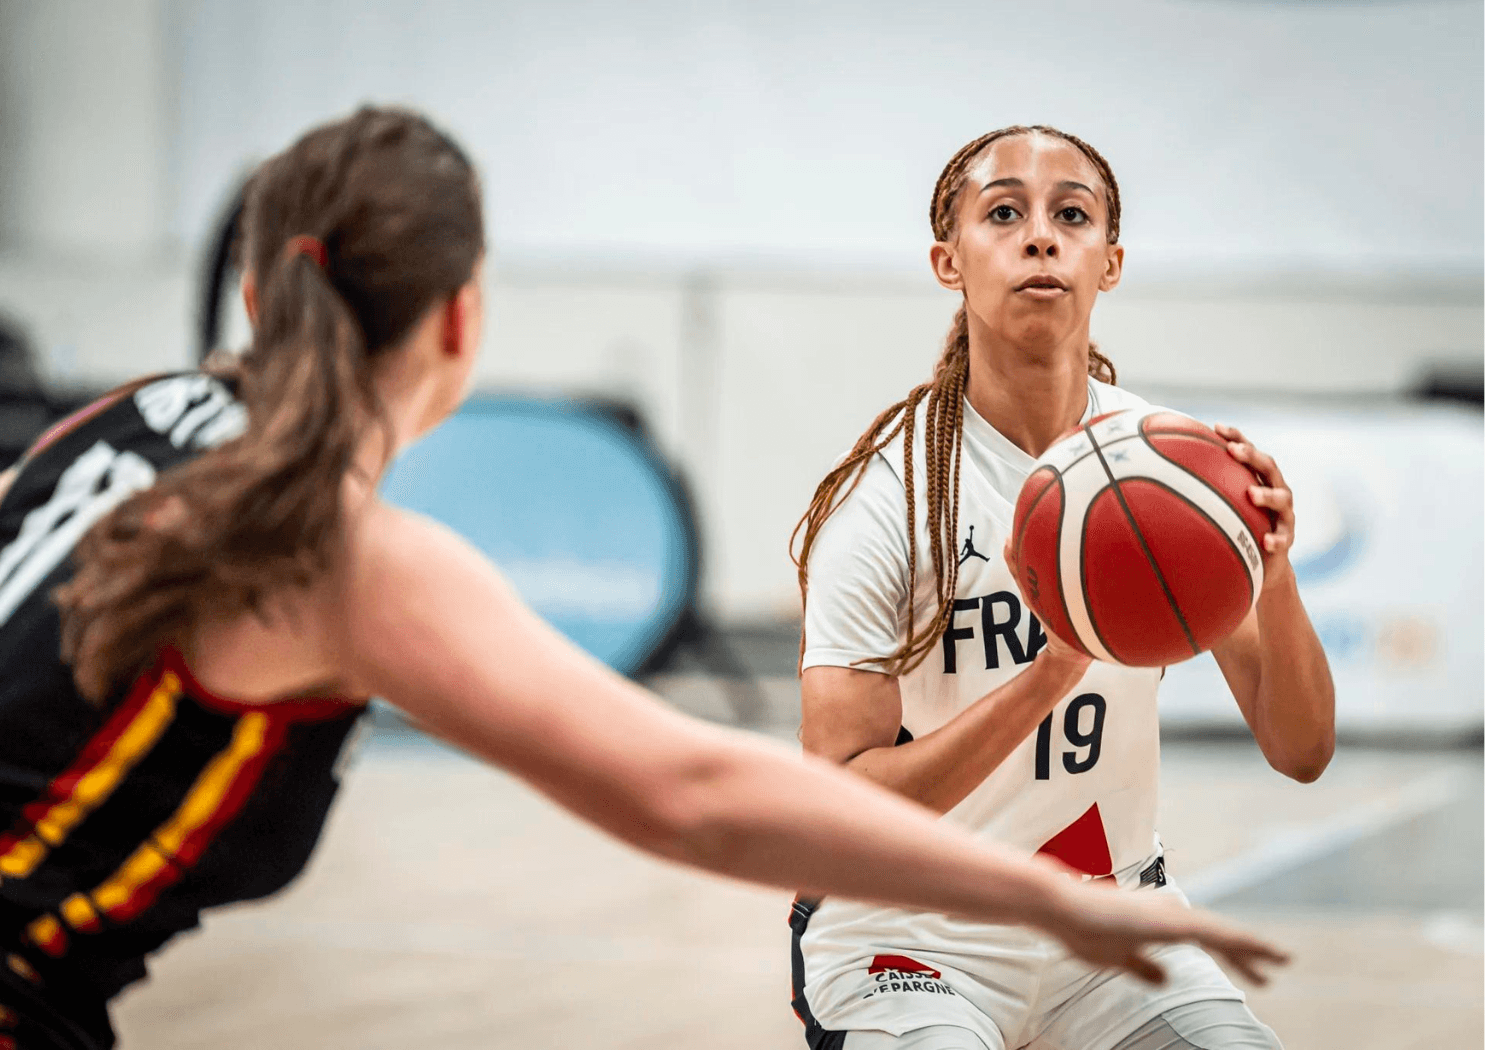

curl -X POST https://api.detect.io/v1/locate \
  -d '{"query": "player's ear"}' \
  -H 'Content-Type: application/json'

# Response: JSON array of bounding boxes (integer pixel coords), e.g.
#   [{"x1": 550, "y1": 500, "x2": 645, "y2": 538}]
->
[
  {"x1": 1098, "y1": 244, "x2": 1124, "y2": 293},
  {"x1": 440, "y1": 296, "x2": 463, "y2": 358},
  {"x1": 930, "y1": 242, "x2": 964, "y2": 293},
  {"x1": 242, "y1": 271, "x2": 259, "y2": 326},
  {"x1": 442, "y1": 270, "x2": 483, "y2": 359}
]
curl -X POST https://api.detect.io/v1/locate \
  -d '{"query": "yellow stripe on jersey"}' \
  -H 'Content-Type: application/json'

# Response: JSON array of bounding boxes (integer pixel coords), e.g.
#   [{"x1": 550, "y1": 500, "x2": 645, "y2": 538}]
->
[
  {"x1": 0, "y1": 673, "x2": 180, "y2": 879},
  {"x1": 24, "y1": 913, "x2": 67, "y2": 957},
  {"x1": 4, "y1": 954, "x2": 38, "y2": 983},
  {"x1": 85, "y1": 713, "x2": 269, "y2": 920},
  {"x1": 60, "y1": 892, "x2": 99, "y2": 929}
]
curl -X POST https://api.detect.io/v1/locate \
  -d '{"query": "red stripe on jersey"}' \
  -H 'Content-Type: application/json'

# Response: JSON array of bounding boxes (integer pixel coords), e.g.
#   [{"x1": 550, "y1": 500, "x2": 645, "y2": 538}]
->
[
  {"x1": 158, "y1": 646, "x2": 363, "y2": 723},
  {"x1": 23, "y1": 914, "x2": 69, "y2": 958},
  {"x1": 92, "y1": 713, "x2": 286, "y2": 925},
  {"x1": 0, "y1": 666, "x2": 178, "y2": 871},
  {"x1": 20, "y1": 375, "x2": 166, "y2": 462}
]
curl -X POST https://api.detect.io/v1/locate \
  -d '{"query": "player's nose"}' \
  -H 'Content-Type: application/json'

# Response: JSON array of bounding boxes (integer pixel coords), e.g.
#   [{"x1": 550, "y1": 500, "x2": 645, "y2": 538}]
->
[
  {"x1": 1023, "y1": 209, "x2": 1059, "y2": 258},
  {"x1": 1023, "y1": 234, "x2": 1059, "y2": 259}
]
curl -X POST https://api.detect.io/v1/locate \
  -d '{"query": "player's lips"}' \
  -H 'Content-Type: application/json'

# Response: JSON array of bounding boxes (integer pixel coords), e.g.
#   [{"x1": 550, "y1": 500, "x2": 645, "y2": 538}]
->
[{"x1": 1014, "y1": 276, "x2": 1068, "y2": 294}]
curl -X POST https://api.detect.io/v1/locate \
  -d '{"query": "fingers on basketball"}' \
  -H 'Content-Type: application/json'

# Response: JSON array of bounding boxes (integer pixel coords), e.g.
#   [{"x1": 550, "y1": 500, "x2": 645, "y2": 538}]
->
[
  {"x1": 1224, "y1": 433, "x2": 1289, "y2": 494},
  {"x1": 1247, "y1": 485, "x2": 1292, "y2": 514},
  {"x1": 1247, "y1": 445, "x2": 1287, "y2": 489},
  {"x1": 1247, "y1": 485, "x2": 1295, "y2": 551}
]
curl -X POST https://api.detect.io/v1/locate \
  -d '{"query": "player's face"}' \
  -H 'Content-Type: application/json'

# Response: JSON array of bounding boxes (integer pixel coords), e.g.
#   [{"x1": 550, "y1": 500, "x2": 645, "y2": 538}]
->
[{"x1": 936, "y1": 134, "x2": 1122, "y2": 351}]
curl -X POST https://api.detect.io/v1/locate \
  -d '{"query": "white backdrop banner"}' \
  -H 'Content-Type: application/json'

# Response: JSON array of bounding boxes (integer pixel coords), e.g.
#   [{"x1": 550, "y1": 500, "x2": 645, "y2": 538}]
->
[
  {"x1": 166, "y1": 0, "x2": 1483, "y2": 277},
  {"x1": 1155, "y1": 399, "x2": 1482, "y2": 738}
]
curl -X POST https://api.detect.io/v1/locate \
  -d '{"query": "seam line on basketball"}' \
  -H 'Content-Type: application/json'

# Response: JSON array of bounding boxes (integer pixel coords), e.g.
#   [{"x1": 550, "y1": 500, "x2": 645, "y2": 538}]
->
[
  {"x1": 1015, "y1": 470, "x2": 1087, "y2": 658},
  {"x1": 1135, "y1": 427, "x2": 1269, "y2": 549},
  {"x1": 1041, "y1": 433, "x2": 1138, "y2": 477},
  {"x1": 1012, "y1": 473, "x2": 1052, "y2": 555},
  {"x1": 1128, "y1": 476, "x2": 1255, "y2": 612},
  {"x1": 1085, "y1": 424, "x2": 1200, "y2": 657},
  {"x1": 1077, "y1": 495, "x2": 1126, "y2": 663}
]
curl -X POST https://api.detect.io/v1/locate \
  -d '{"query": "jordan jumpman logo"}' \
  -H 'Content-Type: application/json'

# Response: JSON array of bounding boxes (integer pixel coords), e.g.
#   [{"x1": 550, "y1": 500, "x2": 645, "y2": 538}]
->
[{"x1": 958, "y1": 525, "x2": 990, "y2": 566}]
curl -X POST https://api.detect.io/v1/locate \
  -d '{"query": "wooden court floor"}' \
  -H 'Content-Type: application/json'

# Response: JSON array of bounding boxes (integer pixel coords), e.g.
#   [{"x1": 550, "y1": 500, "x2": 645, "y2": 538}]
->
[{"x1": 112, "y1": 686, "x2": 1482, "y2": 1050}]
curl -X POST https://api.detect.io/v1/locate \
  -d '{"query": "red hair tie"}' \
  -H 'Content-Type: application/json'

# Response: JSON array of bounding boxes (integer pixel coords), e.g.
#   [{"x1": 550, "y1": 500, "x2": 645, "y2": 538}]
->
[{"x1": 284, "y1": 235, "x2": 328, "y2": 269}]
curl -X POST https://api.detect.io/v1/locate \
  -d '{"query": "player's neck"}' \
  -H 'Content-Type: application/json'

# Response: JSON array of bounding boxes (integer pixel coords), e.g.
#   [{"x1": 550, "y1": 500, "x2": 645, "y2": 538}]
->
[
  {"x1": 964, "y1": 327, "x2": 1090, "y2": 460},
  {"x1": 358, "y1": 347, "x2": 453, "y2": 481}
]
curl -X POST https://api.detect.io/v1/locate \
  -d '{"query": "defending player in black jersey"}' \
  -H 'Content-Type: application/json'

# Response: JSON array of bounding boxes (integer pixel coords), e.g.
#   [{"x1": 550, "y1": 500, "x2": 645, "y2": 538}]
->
[{"x1": 0, "y1": 107, "x2": 1284, "y2": 1048}]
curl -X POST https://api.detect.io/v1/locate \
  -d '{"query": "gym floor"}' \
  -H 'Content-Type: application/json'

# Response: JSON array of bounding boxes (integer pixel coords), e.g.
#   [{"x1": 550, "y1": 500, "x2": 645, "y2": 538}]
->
[{"x1": 112, "y1": 665, "x2": 1483, "y2": 1050}]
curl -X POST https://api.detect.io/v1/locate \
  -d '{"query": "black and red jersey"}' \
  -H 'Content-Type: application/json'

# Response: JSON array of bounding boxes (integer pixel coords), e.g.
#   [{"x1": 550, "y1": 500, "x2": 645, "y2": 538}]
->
[{"x1": 0, "y1": 374, "x2": 365, "y2": 1023}]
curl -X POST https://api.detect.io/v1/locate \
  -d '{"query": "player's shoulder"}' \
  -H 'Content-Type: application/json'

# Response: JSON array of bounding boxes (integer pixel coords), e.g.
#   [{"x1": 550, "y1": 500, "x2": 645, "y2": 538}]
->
[
  {"x1": 831, "y1": 434, "x2": 908, "y2": 518},
  {"x1": 346, "y1": 495, "x2": 527, "y2": 618},
  {"x1": 806, "y1": 426, "x2": 913, "y2": 565},
  {"x1": 346, "y1": 495, "x2": 475, "y2": 583},
  {"x1": 872, "y1": 395, "x2": 934, "y2": 490},
  {"x1": 1088, "y1": 376, "x2": 1156, "y2": 416},
  {"x1": 336, "y1": 492, "x2": 547, "y2": 705}
]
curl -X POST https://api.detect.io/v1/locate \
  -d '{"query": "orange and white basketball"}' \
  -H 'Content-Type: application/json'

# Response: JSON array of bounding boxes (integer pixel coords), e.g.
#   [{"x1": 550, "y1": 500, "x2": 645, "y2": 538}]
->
[{"x1": 1011, "y1": 410, "x2": 1274, "y2": 666}]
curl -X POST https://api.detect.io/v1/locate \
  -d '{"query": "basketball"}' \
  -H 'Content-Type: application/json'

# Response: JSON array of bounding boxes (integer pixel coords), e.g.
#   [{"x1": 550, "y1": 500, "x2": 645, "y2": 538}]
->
[{"x1": 1011, "y1": 409, "x2": 1275, "y2": 666}]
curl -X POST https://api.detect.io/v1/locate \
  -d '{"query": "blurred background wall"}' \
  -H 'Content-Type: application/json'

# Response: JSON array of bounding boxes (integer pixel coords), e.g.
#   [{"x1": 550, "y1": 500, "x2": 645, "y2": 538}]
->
[
  {"x1": 1, "y1": 9, "x2": 1477, "y2": 1046},
  {"x1": 0, "y1": 0, "x2": 1480, "y2": 729}
]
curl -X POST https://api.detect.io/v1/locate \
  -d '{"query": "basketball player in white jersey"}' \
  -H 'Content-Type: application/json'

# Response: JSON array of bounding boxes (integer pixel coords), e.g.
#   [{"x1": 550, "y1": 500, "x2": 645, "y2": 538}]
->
[{"x1": 789, "y1": 127, "x2": 1336, "y2": 1050}]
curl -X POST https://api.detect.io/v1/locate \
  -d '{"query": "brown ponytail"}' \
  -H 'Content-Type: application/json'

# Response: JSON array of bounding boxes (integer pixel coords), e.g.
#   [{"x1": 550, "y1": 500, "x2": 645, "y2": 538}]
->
[
  {"x1": 792, "y1": 125, "x2": 1122, "y2": 675},
  {"x1": 56, "y1": 106, "x2": 484, "y2": 701}
]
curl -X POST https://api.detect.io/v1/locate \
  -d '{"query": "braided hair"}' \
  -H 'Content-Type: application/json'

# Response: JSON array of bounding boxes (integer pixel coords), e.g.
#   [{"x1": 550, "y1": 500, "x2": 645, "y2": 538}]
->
[{"x1": 791, "y1": 125, "x2": 1121, "y2": 676}]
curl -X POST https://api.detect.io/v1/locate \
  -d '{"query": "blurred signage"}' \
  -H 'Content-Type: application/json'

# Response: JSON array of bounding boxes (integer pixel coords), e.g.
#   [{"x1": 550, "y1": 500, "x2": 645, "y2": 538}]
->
[
  {"x1": 1156, "y1": 400, "x2": 1482, "y2": 738},
  {"x1": 380, "y1": 397, "x2": 696, "y2": 675}
]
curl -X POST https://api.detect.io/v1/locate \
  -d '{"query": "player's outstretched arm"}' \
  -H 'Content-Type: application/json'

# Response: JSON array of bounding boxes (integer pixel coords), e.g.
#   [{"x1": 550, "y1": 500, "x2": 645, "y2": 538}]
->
[{"x1": 335, "y1": 503, "x2": 1287, "y2": 985}]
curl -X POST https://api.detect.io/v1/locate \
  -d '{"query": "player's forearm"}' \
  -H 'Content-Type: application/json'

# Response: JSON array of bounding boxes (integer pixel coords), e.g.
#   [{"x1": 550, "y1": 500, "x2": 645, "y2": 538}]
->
[
  {"x1": 846, "y1": 653, "x2": 1088, "y2": 812},
  {"x1": 1250, "y1": 573, "x2": 1335, "y2": 782},
  {"x1": 656, "y1": 725, "x2": 1073, "y2": 928}
]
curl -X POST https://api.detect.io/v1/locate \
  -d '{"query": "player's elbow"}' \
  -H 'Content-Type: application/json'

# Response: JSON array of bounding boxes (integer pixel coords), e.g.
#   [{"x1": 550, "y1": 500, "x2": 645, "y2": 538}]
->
[
  {"x1": 634, "y1": 743, "x2": 757, "y2": 873},
  {"x1": 1286, "y1": 751, "x2": 1333, "y2": 785},
  {"x1": 1272, "y1": 736, "x2": 1334, "y2": 784}
]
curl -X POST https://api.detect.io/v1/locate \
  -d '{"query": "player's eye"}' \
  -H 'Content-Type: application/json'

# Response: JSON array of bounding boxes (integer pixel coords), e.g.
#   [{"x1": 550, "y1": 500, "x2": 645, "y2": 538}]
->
[
  {"x1": 989, "y1": 204, "x2": 1020, "y2": 223},
  {"x1": 1058, "y1": 206, "x2": 1089, "y2": 224}
]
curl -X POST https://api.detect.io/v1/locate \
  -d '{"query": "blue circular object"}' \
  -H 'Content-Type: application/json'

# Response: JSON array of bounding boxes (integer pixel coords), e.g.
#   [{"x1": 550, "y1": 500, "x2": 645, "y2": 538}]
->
[{"x1": 380, "y1": 397, "x2": 696, "y2": 674}]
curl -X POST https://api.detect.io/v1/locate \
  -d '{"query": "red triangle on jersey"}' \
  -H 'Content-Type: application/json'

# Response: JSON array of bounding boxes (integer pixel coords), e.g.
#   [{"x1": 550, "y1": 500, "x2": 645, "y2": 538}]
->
[
  {"x1": 867, "y1": 955, "x2": 942, "y2": 979},
  {"x1": 1036, "y1": 802, "x2": 1114, "y2": 877}
]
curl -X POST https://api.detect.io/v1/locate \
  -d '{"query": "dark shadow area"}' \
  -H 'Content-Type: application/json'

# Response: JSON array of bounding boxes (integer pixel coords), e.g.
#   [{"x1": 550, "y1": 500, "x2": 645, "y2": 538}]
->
[
  {"x1": 1412, "y1": 363, "x2": 1484, "y2": 408},
  {"x1": 657, "y1": 620, "x2": 803, "y2": 679},
  {"x1": 0, "y1": 314, "x2": 99, "y2": 467}
]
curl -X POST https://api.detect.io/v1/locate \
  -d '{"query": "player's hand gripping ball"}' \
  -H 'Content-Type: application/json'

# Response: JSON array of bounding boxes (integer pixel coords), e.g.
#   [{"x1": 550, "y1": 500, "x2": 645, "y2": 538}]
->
[{"x1": 1009, "y1": 410, "x2": 1275, "y2": 667}]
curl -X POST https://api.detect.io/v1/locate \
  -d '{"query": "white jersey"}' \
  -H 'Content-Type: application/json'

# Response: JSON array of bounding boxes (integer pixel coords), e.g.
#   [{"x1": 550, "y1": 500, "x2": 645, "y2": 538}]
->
[{"x1": 800, "y1": 377, "x2": 1164, "y2": 962}]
